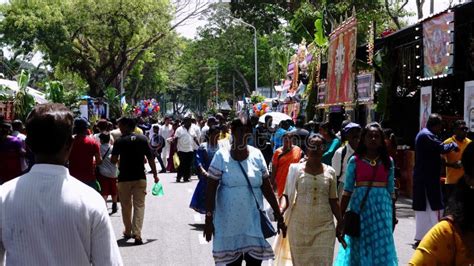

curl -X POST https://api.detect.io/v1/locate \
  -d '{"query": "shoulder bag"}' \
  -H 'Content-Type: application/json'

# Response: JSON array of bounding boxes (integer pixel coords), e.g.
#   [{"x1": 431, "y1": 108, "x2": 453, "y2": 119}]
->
[
  {"x1": 342, "y1": 163, "x2": 377, "y2": 238},
  {"x1": 237, "y1": 162, "x2": 277, "y2": 239},
  {"x1": 96, "y1": 146, "x2": 111, "y2": 176}
]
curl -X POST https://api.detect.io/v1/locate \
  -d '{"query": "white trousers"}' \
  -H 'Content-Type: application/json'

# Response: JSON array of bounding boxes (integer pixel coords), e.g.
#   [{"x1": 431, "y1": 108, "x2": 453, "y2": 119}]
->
[
  {"x1": 414, "y1": 195, "x2": 442, "y2": 241},
  {"x1": 161, "y1": 142, "x2": 170, "y2": 169}
]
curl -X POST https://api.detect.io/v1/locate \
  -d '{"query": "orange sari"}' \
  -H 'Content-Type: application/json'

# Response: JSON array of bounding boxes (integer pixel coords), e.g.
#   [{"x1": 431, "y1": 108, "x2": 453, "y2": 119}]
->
[{"x1": 272, "y1": 146, "x2": 302, "y2": 197}]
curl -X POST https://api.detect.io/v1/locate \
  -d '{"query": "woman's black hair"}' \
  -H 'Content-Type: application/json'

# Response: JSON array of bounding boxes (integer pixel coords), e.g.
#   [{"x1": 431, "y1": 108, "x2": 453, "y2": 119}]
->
[
  {"x1": 207, "y1": 125, "x2": 221, "y2": 137},
  {"x1": 99, "y1": 133, "x2": 111, "y2": 144},
  {"x1": 444, "y1": 142, "x2": 474, "y2": 233},
  {"x1": 355, "y1": 122, "x2": 391, "y2": 169},
  {"x1": 306, "y1": 133, "x2": 328, "y2": 151},
  {"x1": 320, "y1": 121, "x2": 337, "y2": 139}
]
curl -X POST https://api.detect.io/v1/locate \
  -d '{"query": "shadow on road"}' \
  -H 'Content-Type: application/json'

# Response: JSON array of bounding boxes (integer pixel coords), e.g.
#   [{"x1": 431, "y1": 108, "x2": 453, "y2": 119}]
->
[
  {"x1": 189, "y1": 223, "x2": 205, "y2": 231},
  {"x1": 396, "y1": 196, "x2": 415, "y2": 219},
  {"x1": 117, "y1": 238, "x2": 158, "y2": 247}
]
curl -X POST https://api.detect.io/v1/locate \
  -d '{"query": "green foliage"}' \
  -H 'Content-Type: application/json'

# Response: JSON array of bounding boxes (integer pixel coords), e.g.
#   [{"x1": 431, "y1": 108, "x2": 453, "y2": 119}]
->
[
  {"x1": 289, "y1": 1, "x2": 321, "y2": 43},
  {"x1": 314, "y1": 18, "x2": 328, "y2": 48},
  {"x1": 373, "y1": 48, "x2": 395, "y2": 119},
  {"x1": 250, "y1": 94, "x2": 266, "y2": 104},
  {"x1": 45, "y1": 81, "x2": 65, "y2": 103},
  {"x1": 230, "y1": 1, "x2": 290, "y2": 34},
  {"x1": 0, "y1": 85, "x2": 14, "y2": 101},
  {"x1": 0, "y1": 0, "x2": 173, "y2": 96},
  {"x1": 13, "y1": 70, "x2": 35, "y2": 121},
  {"x1": 103, "y1": 86, "x2": 121, "y2": 119}
]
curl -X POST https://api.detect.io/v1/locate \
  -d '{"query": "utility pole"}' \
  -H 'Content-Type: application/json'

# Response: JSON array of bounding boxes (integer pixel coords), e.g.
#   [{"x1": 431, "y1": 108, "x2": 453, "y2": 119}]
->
[
  {"x1": 232, "y1": 74, "x2": 236, "y2": 109},
  {"x1": 430, "y1": 0, "x2": 434, "y2": 14},
  {"x1": 120, "y1": 70, "x2": 124, "y2": 96},
  {"x1": 216, "y1": 67, "x2": 219, "y2": 110},
  {"x1": 229, "y1": 17, "x2": 258, "y2": 92}
]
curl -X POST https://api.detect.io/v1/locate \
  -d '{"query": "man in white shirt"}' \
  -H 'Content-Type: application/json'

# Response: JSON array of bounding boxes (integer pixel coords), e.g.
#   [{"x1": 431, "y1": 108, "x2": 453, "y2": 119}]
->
[
  {"x1": 331, "y1": 123, "x2": 361, "y2": 200},
  {"x1": 174, "y1": 117, "x2": 198, "y2": 182},
  {"x1": 191, "y1": 117, "x2": 201, "y2": 146},
  {"x1": 159, "y1": 116, "x2": 173, "y2": 171},
  {"x1": 0, "y1": 103, "x2": 122, "y2": 266}
]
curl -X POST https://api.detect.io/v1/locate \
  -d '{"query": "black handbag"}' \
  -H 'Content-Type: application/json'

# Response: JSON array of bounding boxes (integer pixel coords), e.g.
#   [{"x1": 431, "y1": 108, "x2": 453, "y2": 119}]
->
[
  {"x1": 237, "y1": 162, "x2": 277, "y2": 239},
  {"x1": 342, "y1": 166, "x2": 376, "y2": 237}
]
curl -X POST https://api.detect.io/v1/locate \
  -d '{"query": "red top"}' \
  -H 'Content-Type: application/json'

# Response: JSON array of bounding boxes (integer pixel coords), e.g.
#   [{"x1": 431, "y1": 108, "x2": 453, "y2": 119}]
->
[
  {"x1": 0, "y1": 136, "x2": 23, "y2": 184},
  {"x1": 69, "y1": 135, "x2": 100, "y2": 182},
  {"x1": 355, "y1": 155, "x2": 390, "y2": 183}
]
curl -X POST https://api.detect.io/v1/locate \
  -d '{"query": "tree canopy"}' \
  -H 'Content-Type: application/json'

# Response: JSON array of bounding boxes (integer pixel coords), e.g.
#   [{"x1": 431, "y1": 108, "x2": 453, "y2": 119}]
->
[{"x1": 0, "y1": 0, "x2": 207, "y2": 97}]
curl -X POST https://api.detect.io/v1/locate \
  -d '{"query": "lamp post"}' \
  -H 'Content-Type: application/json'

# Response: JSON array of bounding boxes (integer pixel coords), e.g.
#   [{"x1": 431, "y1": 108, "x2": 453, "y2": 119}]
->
[
  {"x1": 231, "y1": 17, "x2": 258, "y2": 92},
  {"x1": 215, "y1": 67, "x2": 219, "y2": 110}
]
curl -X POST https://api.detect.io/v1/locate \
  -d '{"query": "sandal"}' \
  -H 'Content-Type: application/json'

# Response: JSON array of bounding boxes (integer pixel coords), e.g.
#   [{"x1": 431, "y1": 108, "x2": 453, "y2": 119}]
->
[{"x1": 123, "y1": 231, "x2": 133, "y2": 239}]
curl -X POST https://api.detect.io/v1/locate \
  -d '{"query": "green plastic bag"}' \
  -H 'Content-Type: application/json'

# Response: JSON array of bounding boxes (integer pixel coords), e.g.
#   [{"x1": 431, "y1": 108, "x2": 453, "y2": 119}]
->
[{"x1": 152, "y1": 181, "x2": 164, "y2": 197}]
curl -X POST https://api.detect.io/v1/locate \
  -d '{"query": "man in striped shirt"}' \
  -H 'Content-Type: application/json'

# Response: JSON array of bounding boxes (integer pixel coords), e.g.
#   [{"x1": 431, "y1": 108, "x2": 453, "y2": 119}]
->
[{"x1": 0, "y1": 103, "x2": 122, "y2": 265}]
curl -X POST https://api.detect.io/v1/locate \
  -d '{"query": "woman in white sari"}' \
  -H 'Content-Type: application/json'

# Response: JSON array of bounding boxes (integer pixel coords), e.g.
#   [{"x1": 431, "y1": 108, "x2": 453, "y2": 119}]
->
[{"x1": 274, "y1": 134, "x2": 343, "y2": 265}]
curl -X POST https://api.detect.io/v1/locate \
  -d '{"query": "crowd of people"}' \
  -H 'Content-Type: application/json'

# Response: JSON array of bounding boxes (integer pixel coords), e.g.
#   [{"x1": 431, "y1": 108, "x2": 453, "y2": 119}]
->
[{"x1": 0, "y1": 103, "x2": 473, "y2": 265}]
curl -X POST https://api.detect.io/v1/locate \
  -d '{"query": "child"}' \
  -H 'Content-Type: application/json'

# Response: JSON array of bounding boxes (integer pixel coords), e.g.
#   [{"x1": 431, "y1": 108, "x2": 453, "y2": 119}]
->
[
  {"x1": 150, "y1": 125, "x2": 166, "y2": 173},
  {"x1": 97, "y1": 133, "x2": 119, "y2": 213}
]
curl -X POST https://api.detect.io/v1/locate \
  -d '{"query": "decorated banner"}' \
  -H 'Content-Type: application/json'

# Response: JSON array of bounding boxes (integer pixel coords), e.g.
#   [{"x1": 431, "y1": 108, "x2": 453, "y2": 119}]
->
[
  {"x1": 423, "y1": 12, "x2": 454, "y2": 79},
  {"x1": 356, "y1": 73, "x2": 374, "y2": 102},
  {"x1": 420, "y1": 86, "x2": 432, "y2": 130},
  {"x1": 326, "y1": 16, "x2": 357, "y2": 105},
  {"x1": 464, "y1": 81, "x2": 474, "y2": 132},
  {"x1": 0, "y1": 101, "x2": 14, "y2": 122}
]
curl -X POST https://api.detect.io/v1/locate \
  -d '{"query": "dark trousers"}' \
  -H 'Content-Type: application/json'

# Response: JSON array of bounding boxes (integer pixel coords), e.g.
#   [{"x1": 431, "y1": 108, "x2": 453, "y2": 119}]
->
[
  {"x1": 156, "y1": 153, "x2": 165, "y2": 171},
  {"x1": 152, "y1": 147, "x2": 166, "y2": 172},
  {"x1": 444, "y1": 184, "x2": 456, "y2": 204},
  {"x1": 177, "y1": 151, "x2": 194, "y2": 181},
  {"x1": 227, "y1": 253, "x2": 262, "y2": 266}
]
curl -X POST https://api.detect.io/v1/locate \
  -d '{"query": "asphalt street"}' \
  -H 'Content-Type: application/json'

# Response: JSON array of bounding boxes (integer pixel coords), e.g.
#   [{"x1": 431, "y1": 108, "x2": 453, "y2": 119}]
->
[{"x1": 108, "y1": 168, "x2": 418, "y2": 265}]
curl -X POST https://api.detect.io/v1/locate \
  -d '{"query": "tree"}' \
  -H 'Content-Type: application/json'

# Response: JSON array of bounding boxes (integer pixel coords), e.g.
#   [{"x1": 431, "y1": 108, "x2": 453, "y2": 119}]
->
[
  {"x1": 0, "y1": 0, "x2": 208, "y2": 97},
  {"x1": 13, "y1": 70, "x2": 35, "y2": 121},
  {"x1": 416, "y1": 0, "x2": 426, "y2": 19},
  {"x1": 383, "y1": 0, "x2": 410, "y2": 29},
  {"x1": 230, "y1": 1, "x2": 290, "y2": 34}
]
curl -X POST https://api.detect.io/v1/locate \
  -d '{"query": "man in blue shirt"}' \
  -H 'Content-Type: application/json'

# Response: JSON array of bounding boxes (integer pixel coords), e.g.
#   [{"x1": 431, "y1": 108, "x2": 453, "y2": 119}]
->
[{"x1": 413, "y1": 113, "x2": 459, "y2": 246}]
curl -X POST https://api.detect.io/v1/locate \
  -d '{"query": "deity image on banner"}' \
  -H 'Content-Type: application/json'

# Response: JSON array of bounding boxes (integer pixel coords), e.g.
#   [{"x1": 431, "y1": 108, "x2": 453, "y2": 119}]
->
[{"x1": 326, "y1": 16, "x2": 357, "y2": 105}]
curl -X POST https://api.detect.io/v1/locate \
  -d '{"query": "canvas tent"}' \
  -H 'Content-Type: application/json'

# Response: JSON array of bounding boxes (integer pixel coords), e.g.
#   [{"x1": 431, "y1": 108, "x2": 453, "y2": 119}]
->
[{"x1": 0, "y1": 78, "x2": 48, "y2": 104}]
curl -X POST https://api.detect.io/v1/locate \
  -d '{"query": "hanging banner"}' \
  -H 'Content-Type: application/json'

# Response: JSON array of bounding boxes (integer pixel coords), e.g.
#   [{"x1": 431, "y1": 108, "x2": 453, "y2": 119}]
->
[
  {"x1": 420, "y1": 86, "x2": 432, "y2": 130},
  {"x1": 464, "y1": 81, "x2": 474, "y2": 132},
  {"x1": 356, "y1": 73, "x2": 374, "y2": 102},
  {"x1": 423, "y1": 12, "x2": 454, "y2": 79},
  {"x1": 0, "y1": 101, "x2": 14, "y2": 122},
  {"x1": 326, "y1": 17, "x2": 357, "y2": 105}
]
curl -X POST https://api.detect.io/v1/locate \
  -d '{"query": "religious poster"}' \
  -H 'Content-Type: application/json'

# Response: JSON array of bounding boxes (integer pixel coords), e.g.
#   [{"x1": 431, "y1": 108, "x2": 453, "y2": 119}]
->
[
  {"x1": 420, "y1": 86, "x2": 432, "y2": 130},
  {"x1": 0, "y1": 101, "x2": 14, "y2": 122},
  {"x1": 423, "y1": 12, "x2": 454, "y2": 79},
  {"x1": 326, "y1": 16, "x2": 357, "y2": 105},
  {"x1": 463, "y1": 81, "x2": 474, "y2": 132},
  {"x1": 356, "y1": 73, "x2": 374, "y2": 102}
]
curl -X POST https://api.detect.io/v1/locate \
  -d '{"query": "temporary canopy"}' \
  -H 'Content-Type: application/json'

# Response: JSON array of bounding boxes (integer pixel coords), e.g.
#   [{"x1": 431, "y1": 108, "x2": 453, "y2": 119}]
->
[{"x1": 0, "y1": 78, "x2": 48, "y2": 104}]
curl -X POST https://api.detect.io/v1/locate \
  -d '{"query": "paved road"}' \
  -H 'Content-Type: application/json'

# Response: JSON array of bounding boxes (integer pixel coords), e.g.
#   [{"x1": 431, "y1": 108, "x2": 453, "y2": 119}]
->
[{"x1": 108, "y1": 170, "x2": 418, "y2": 265}]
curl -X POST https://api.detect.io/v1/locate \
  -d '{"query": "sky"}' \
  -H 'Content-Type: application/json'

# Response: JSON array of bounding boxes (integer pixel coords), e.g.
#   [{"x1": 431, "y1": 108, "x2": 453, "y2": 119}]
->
[
  {"x1": 175, "y1": 0, "x2": 460, "y2": 38},
  {"x1": 0, "y1": 0, "x2": 466, "y2": 66}
]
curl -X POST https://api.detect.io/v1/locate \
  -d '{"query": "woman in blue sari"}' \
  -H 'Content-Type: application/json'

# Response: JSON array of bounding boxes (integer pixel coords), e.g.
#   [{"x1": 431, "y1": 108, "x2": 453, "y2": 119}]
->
[{"x1": 190, "y1": 126, "x2": 226, "y2": 213}]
